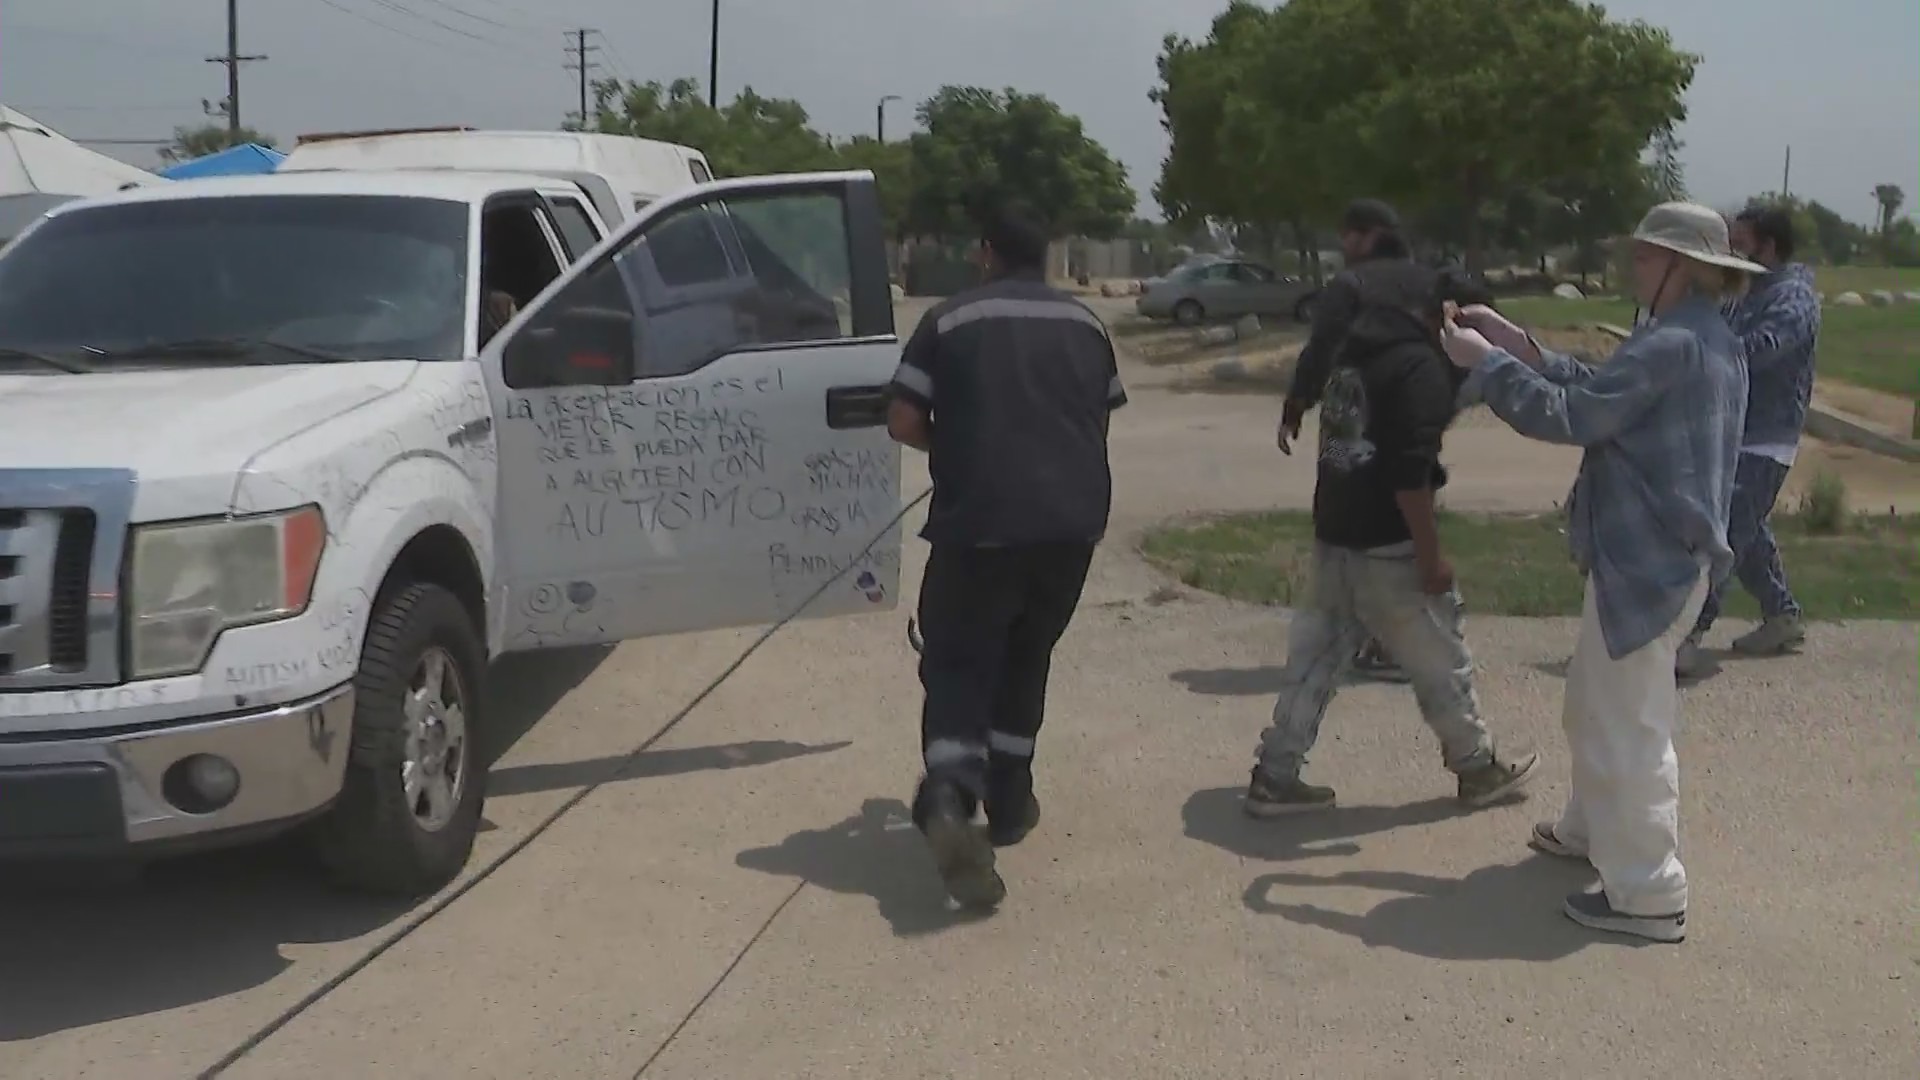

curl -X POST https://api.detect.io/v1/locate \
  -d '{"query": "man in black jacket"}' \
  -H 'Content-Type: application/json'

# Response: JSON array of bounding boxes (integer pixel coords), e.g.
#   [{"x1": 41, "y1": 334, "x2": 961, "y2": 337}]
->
[
  {"x1": 1244, "y1": 262, "x2": 1538, "y2": 817},
  {"x1": 1279, "y1": 199, "x2": 1416, "y2": 680}
]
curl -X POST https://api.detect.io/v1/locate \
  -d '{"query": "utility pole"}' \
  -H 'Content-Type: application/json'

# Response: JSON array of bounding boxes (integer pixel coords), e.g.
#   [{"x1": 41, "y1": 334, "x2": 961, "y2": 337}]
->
[
  {"x1": 564, "y1": 29, "x2": 601, "y2": 129},
  {"x1": 1781, "y1": 145, "x2": 1792, "y2": 199},
  {"x1": 876, "y1": 95, "x2": 901, "y2": 142},
  {"x1": 205, "y1": 0, "x2": 267, "y2": 141},
  {"x1": 708, "y1": 0, "x2": 720, "y2": 108}
]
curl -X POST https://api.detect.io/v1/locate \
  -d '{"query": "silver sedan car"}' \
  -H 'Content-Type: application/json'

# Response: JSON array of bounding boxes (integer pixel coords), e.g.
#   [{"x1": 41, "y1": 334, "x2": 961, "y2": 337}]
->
[{"x1": 1135, "y1": 259, "x2": 1318, "y2": 326}]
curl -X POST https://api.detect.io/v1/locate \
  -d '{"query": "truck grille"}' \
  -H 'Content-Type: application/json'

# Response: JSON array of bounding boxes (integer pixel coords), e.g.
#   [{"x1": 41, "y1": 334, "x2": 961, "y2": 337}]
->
[{"x1": 0, "y1": 470, "x2": 135, "y2": 692}]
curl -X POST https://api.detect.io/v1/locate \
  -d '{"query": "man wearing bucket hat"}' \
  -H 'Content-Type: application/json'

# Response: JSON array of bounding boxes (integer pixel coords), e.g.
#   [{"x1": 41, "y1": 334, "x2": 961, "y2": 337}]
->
[{"x1": 1437, "y1": 201, "x2": 1760, "y2": 943}]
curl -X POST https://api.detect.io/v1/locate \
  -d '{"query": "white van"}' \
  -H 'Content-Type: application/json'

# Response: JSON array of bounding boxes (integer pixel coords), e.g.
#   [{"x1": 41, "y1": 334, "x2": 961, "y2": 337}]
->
[{"x1": 279, "y1": 128, "x2": 714, "y2": 229}]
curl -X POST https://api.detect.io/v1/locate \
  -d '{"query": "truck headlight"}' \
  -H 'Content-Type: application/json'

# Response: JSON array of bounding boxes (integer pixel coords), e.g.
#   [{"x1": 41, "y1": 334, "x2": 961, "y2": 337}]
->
[{"x1": 128, "y1": 506, "x2": 327, "y2": 680}]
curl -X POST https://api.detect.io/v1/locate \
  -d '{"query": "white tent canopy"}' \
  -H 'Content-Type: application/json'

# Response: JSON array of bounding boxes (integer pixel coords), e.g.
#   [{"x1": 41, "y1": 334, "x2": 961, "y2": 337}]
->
[{"x1": 0, "y1": 104, "x2": 166, "y2": 241}]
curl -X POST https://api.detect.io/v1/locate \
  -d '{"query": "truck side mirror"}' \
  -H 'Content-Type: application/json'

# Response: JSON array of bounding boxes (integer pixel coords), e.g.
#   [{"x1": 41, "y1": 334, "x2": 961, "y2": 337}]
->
[{"x1": 501, "y1": 305, "x2": 636, "y2": 388}]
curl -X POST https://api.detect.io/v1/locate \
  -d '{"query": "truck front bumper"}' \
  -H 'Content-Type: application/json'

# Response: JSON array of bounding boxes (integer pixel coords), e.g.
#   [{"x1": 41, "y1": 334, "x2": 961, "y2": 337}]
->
[{"x1": 0, "y1": 684, "x2": 355, "y2": 858}]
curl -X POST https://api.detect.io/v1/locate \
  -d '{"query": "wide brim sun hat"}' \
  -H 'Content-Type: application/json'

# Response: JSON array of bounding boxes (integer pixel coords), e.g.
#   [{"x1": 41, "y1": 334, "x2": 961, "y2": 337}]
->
[{"x1": 1632, "y1": 201, "x2": 1769, "y2": 274}]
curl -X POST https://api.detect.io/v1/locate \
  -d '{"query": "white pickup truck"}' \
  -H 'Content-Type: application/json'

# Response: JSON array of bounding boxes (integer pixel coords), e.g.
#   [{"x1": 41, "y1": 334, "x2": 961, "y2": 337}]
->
[{"x1": 0, "y1": 166, "x2": 905, "y2": 894}]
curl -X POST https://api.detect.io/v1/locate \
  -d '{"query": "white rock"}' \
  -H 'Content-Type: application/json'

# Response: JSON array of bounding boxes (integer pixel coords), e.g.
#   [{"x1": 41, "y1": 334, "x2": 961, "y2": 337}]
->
[
  {"x1": 1869, "y1": 290, "x2": 1896, "y2": 307},
  {"x1": 1552, "y1": 283, "x2": 1585, "y2": 300},
  {"x1": 889, "y1": 283, "x2": 905, "y2": 301},
  {"x1": 1902, "y1": 291, "x2": 1920, "y2": 305},
  {"x1": 1234, "y1": 313, "x2": 1263, "y2": 337},
  {"x1": 1832, "y1": 291, "x2": 1867, "y2": 307},
  {"x1": 1210, "y1": 358, "x2": 1249, "y2": 381},
  {"x1": 1197, "y1": 325, "x2": 1238, "y2": 346}
]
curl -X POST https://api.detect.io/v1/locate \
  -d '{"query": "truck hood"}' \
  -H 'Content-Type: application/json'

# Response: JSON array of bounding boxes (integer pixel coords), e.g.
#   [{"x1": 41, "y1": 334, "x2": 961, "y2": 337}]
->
[{"x1": 0, "y1": 364, "x2": 419, "y2": 515}]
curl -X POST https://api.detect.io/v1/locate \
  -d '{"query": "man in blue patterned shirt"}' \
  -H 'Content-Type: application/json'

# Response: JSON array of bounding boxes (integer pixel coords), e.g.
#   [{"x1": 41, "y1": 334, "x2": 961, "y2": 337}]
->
[
  {"x1": 1676, "y1": 205, "x2": 1820, "y2": 676},
  {"x1": 1443, "y1": 202, "x2": 1761, "y2": 944}
]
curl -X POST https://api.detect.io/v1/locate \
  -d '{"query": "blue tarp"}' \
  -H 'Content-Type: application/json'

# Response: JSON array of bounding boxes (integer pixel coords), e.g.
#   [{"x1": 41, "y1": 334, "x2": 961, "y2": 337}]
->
[{"x1": 157, "y1": 143, "x2": 286, "y2": 179}]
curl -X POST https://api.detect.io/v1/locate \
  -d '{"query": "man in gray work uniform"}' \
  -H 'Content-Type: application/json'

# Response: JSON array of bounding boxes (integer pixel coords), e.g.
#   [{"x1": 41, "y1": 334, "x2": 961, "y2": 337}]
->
[{"x1": 885, "y1": 202, "x2": 1127, "y2": 911}]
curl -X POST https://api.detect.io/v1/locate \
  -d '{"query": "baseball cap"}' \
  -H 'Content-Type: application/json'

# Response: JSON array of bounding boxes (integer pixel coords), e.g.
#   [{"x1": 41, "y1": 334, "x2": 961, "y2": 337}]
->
[{"x1": 1341, "y1": 198, "x2": 1401, "y2": 234}]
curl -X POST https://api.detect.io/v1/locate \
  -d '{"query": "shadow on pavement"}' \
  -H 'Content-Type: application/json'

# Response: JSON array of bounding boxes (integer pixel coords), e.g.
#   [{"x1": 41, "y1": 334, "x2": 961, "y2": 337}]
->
[
  {"x1": 1242, "y1": 860, "x2": 1610, "y2": 961},
  {"x1": 734, "y1": 797, "x2": 989, "y2": 939},
  {"x1": 490, "y1": 739, "x2": 850, "y2": 797},
  {"x1": 0, "y1": 844, "x2": 412, "y2": 1043},
  {"x1": 1171, "y1": 667, "x2": 1287, "y2": 696},
  {"x1": 0, "y1": 646, "x2": 614, "y2": 1043},
  {"x1": 483, "y1": 645, "x2": 617, "y2": 765},
  {"x1": 1183, "y1": 787, "x2": 1466, "y2": 862},
  {"x1": 1171, "y1": 666, "x2": 1420, "y2": 697}
]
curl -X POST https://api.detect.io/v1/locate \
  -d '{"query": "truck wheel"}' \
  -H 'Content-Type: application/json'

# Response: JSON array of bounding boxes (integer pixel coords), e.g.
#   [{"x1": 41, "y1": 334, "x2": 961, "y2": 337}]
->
[
  {"x1": 1173, "y1": 299, "x2": 1205, "y2": 326},
  {"x1": 314, "y1": 581, "x2": 488, "y2": 896}
]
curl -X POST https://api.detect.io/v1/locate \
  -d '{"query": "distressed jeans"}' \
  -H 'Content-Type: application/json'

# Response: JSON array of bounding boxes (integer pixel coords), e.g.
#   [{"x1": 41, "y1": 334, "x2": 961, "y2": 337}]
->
[
  {"x1": 1693, "y1": 452, "x2": 1800, "y2": 635},
  {"x1": 1257, "y1": 543, "x2": 1495, "y2": 778}
]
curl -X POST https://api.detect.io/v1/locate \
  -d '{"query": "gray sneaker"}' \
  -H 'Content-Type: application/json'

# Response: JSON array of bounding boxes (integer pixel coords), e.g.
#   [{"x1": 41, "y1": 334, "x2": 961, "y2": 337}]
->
[
  {"x1": 1674, "y1": 634, "x2": 1707, "y2": 679},
  {"x1": 1456, "y1": 751, "x2": 1540, "y2": 808},
  {"x1": 1563, "y1": 889, "x2": 1686, "y2": 943},
  {"x1": 1244, "y1": 769, "x2": 1336, "y2": 817},
  {"x1": 1731, "y1": 614, "x2": 1805, "y2": 657}
]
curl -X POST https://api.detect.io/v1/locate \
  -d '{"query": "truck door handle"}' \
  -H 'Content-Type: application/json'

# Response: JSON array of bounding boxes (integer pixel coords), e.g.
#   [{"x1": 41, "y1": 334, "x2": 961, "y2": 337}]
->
[{"x1": 825, "y1": 384, "x2": 889, "y2": 430}]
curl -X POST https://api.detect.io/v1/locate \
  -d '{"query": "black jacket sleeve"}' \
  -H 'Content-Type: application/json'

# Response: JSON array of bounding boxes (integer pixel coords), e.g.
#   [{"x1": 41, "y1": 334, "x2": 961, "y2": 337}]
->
[
  {"x1": 1379, "y1": 352, "x2": 1457, "y2": 492},
  {"x1": 1285, "y1": 272, "x2": 1363, "y2": 411}
]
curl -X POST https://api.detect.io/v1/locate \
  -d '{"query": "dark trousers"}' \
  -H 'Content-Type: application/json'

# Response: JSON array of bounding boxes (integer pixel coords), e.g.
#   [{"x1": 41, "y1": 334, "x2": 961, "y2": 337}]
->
[
  {"x1": 915, "y1": 542, "x2": 1096, "y2": 821},
  {"x1": 1694, "y1": 453, "x2": 1800, "y2": 635}
]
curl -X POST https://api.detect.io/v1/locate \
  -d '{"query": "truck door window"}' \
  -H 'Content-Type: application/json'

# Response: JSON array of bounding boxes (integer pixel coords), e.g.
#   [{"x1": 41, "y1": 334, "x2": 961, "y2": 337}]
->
[
  {"x1": 479, "y1": 201, "x2": 566, "y2": 343},
  {"x1": 505, "y1": 188, "x2": 862, "y2": 387},
  {"x1": 689, "y1": 158, "x2": 713, "y2": 184},
  {"x1": 546, "y1": 196, "x2": 601, "y2": 262}
]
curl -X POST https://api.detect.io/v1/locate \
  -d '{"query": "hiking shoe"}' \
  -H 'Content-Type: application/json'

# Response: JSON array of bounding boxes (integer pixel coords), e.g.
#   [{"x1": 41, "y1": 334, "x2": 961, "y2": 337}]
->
[
  {"x1": 1731, "y1": 614, "x2": 1805, "y2": 657},
  {"x1": 987, "y1": 791, "x2": 1041, "y2": 848},
  {"x1": 1674, "y1": 634, "x2": 1707, "y2": 679},
  {"x1": 1456, "y1": 751, "x2": 1540, "y2": 808},
  {"x1": 1244, "y1": 768, "x2": 1336, "y2": 818},
  {"x1": 1351, "y1": 640, "x2": 1409, "y2": 683},
  {"x1": 916, "y1": 780, "x2": 1005, "y2": 910},
  {"x1": 1563, "y1": 889, "x2": 1686, "y2": 944},
  {"x1": 1527, "y1": 821, "x2": 1588, "y2": 861}
]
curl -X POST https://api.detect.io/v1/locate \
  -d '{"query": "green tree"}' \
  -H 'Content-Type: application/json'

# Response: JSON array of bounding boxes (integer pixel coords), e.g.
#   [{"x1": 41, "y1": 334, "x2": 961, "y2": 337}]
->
[
  {"x1": 581, "y1": 78, "x2": 839, "y2": 177},
  {"x1": 1188, "y1": 0, "x2": 1697, "y2": 271},
  {"x1": 161, "y1": 123, "x2": 274, "y2": 164},
  {"x1": 832, "y1": 135, "x2": 913, "y2": 240},
  {"x1": 904, "y1": 86, "x2": 1134, "y2": 239},
  {"x1": 1152, "y1": 2, "x2": 1350, "y2": 276},
  {"x1": 1873, "y1": 183, "x2": 1907, "y2": 262}
]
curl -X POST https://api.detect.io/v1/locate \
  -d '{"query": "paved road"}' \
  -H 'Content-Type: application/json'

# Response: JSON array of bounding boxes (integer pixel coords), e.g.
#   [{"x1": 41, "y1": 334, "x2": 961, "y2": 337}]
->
[{"x1": 3, "y1": 302, "x2": 1914, "y2": 1079}]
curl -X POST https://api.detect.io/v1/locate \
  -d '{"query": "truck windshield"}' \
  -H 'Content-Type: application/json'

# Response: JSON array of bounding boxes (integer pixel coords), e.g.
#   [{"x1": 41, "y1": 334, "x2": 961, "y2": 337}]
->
[{"x1": 0, "y1": 195, "x2": 470, "y2": 368}]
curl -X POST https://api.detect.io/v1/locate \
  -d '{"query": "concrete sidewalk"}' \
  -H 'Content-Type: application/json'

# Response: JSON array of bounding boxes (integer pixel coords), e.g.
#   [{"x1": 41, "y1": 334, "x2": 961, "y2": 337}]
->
[{"x1": 3, "y1": 307, "x2": 1914, "y2": 1079}]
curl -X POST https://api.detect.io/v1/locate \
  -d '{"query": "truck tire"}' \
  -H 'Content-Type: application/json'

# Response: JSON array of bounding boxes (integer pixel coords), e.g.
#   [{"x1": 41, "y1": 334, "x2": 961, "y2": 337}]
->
[
  {"x1": 314, "y1": 581, "x2": 488, "y2": 896},
  {"x1": 1173, "y1": 299, "x2": 1205, "y2": 326}
]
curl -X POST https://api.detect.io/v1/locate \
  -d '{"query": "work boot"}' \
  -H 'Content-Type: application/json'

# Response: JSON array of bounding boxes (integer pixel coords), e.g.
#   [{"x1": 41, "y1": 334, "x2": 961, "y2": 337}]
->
[
  {"x1": 1563, "y1": 889, "x2": 1686, "y2": 944},
  {"x1": 1243, "y1": 767, "x2": 1336, "y2": 818},
  {"x1": 988, "y1": 791, "x2": 1041, "y2": 847},
  {"x1": 1731, "y1": 614, "x2": 1805, "y2": 657},
  {"x1": 1456, "y1": 750, "x2": 1539, "y2": 808},
  {"x1": 913, "y1": 777, "x2": 1005, "y2": 910},
  {"x1": 1674, "y1": 633, "x2": 1707, "y2": 679}
]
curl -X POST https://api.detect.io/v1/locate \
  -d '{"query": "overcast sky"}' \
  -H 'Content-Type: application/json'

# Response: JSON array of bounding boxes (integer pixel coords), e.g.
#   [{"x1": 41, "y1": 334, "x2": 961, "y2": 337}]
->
[{"x1": 3, "y1": 0, "x2": 1914, "y2": 226}]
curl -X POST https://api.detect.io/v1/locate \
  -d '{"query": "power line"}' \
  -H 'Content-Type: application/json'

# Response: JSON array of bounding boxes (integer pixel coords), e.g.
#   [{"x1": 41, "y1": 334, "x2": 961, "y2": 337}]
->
[
  {"x1": 364, "y1": 0, "x2": 512, "y2": 47},
  {"x1": 564, "y1": 28, "x2": 602, "y2": 127},
  {"x1": 411, "y1": 0, "x2": 536, "y2": 31},
  {"x1": 313, "y1": 0, "x2": 468, "y2": 53}
]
